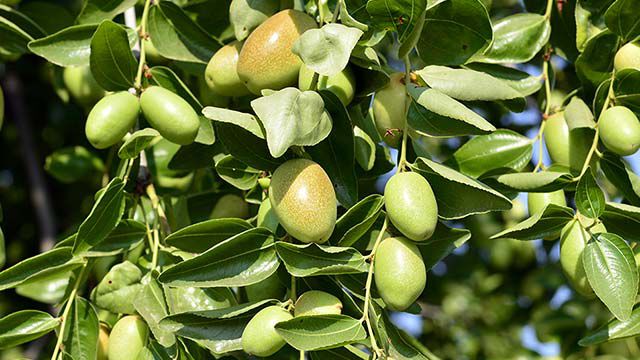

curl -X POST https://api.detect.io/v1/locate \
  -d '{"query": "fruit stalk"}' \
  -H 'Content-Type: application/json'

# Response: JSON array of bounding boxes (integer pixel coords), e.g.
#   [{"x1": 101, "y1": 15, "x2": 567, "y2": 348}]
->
[
  {"x1": 134, "y1": 0, "x2": 153, "y2": 89},
  {"x1": 50, "y1": 263, "x2": 88, "y2": 360}
]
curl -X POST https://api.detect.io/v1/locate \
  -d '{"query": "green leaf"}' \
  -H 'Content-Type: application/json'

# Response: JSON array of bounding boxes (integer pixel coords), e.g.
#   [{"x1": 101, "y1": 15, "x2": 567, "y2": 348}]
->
[
  {"x1": 612, "y1": 68, "x2": 640, "y2": 114},
  {"x1": 89, "y1": 20, "x2": 137, "y2": 91},
  {"x1": 86, "y1": 219, "x2": 146, "y2": 256},
  {"x1": 0, "y1": 247, "x2": 83, "y2": 291},
  {"x1": 366, "y1": 0, "x2": 427, "y2": 43},
  {"x1": 292, "y1": 23, "x2": 363, "y2": 76},
  {"x1": 275, "y1": 242, "x2": 367, "y2": 277},
  {"x1": 0, "y1": 5, "x2": 45, "y2": 39},
  {"x1": 0, "y1": 310, "x2": 59, "y2": 349},
  {"x1": 419, "y1": 222, "x2": 471, "y2": 270},
  {"x1": 416, "y1": 0, "x2": 492, "y2": 65},
  {"x1": 579, "y1": 305, "x2": 640, "y2": 346},
  {"x1": 410, "y1": 157, "x2": 512, "y2": 219},
  {"x1": 490, "y1": 204, "x2": 574, "y2": 240},
  {"x1": 147, "y1": 2, "x2": 221, "y2": 63},
  {"x1": 77, "y1": 0, "x2": 138, "y2": 24},
  {"x1": 407, "y1": 85, "x2": 495, "y2": 137},
  {"x1": 91, "y1": 261, "x2": 142, "y2": 314},
  {"x1": 601, "y1": 202, "x2": 640, "y2": 242},
  {"x1": 275, "y1": 315, "x2": 367, "y2": 351},
  {"x1": 118, "y1": 128, "x2": 162, "y2": 160},
  {"x1": 73, "y1": 177, "x2": 126, "y2": 254},
  {"x1": 16, "y1": 270, "x2": 71, "y2": 304},
  {"x1": 416, "y1": 66, "x2": 526, "y2": 111},
  {"x1": 149, "y1": 66, "x2": 203, "y2": 111},
  {"x1": 165, "y1": 286, "x2": 237, "y2": 315},
  {"x1": 164, "y1": 299, "x2": 278, "y2": 320},
  {"x1": 28, "y1": 23, "x2": 137, "y2": 67},
  {"x1": 0, "y1": 5, "x2": 45, "y2": 57},
  {"x1": 215, "y1": 155, "x2": 260, "y2": 191},
  {"x1": 449, "y1": 130, "x2": 533, "y2": 178},
  {"x1": 45, "y1": 146, "x2": 105, "y2": 183},
  {"x1": 376, "y1": 310, "x2": 430, "y2": 359},
  {"x1": 158, "y1": 228, "x2": 279, "y2": 287},
  {"x1": 310, "y1": 346, "x2": 369, "y2": 360},
  {"x1": 604, "y1": 0, "x2": 640, "y2": 41},
  {"x1": 164, "y1": 218, "x2": 253, "y2": 253},
  {"x1": 575, "y1": 31, "x2": 620, "y2": 93},
  {"x1": 331, "y1": 194, "x2": 385, "y2": 247},
  {"x1": 134, "y1": 275, "x2": 175, "y2": 348},
  {"x1": 214, "y1": 121, "x2": 287, "y2": 171},
  {"x1": 307, "y1": 91, "x2": 358, "y2": 208},
  {"x1": 575, "y1": 168, "x2": 606, "y2": 219},
  {"x1": 475, "y1": 13, "x2": 551, "y2": 64},
  {"x1": 354, "y1": 126, "x2": 375, "y2": 171},
  {"x1": 229, "y1": 0, "x2": 279, "y2": 41},
  {"x1": 202, "y1": 107, "x2": 264, "y2": 139},
  {"x1": 60, "y1": 297, "x2": 99, "y2": 360},
  {"x1": 600, "y1": 151, "x2": 640, "y2": 205},
  {"x1": 464, "y1": 63, "x2": 543, "y2": 97},
  {"x1": 489, "y1": 171, "x2": 573, "y2": 193},
  {"x1": 584, "y1": 232, "x2": 638, "y2": 321},
  {"x1": 251, "y1": 88, "x2": 332, "y2": 158}
]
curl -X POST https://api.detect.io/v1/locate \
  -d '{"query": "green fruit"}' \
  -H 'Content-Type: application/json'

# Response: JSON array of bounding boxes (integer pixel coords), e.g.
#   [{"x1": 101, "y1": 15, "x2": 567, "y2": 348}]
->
[
  {"x1": 205, "y1": 41, "x2": 251, "y2": 97},
  {"x1": 527, "y1": 190, "x2": 566, "y2": 216},
  {"x1": 257, "y1": 198, "x2": 280, "y2": 233},
  {"x1": 614, "y1": 42, "x2": 640, "y2": 71},
  {"x1": 85, "y1": 92, "x2": 139, "y2": 149},
  {"x1": 384, "y1": 172, "x2": 438, "y2": 241},
  {"x1": 241, "y1": 306, "x2": 293, "y2": 357},
  {"x1": 229, "y1": 0, "x2": 280, "y2": 41},
  {"x1": 98, "y1": 325, "x2": 109, "y2": 360},
  {"x1": 294, "y1": 290, "x2": 342, "y2": 317},
  {"x1": 108, "y1": 315, "x2": 148, "y2": 360},
  {"x1": 298, "y1": 64, "x2": 356, "y2": 106},
  {"x1": 245, "y1": 271, "x2": 285, "y2": 302},
  {"x1": 599, "y1": 106, "x2": 640, "y2": 156},
  {"x1": 560, "y1": 219, "x2": 606, "y2": 296},
  {"x1": 237, "y1": 9, "x2": 317, "y2": 94},
  {"x1": 140, "y1": 86, "x2": 199, "y2": 145},
  {"x1": 543, "y1": 112, "x2": 570, "y2": 167},
  {"x1": 269, "y1": 159, "x2": 337, "y2": 243},
  {"x1": 210, "y1": 194, "x2": 250, "y2": 219},
  {"x1": 374, "y1": 236, "x2": 426, "y2": 311},
  {"x1": 63, "y1": 66, "x2": 105, "y2": 108},
  {"x1": 372, "y1": 73, "x2": 409, "y2": 148}
]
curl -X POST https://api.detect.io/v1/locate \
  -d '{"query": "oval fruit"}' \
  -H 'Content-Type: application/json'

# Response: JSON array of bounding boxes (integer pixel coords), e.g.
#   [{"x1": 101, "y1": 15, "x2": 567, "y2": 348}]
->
[
  {"x1": 210, "y1": 194, "x2": 250, "y2": 219},
  {"x1": 205, "y1": 41, "x2": 251, "y2": 97},
  {"x1": 560, "y1": 219, "x2": 606, "y2": 296},
  {"x1": 294, "y1": 290, "x2": 342, "y2": 317},
  {"x1": 257, "y1": 197, "x2": 279, "y2": 233},
  {"x1": 614, "y1": 42, "x2": 640, "y2": 71},
  {"x1": 298, "y1": 64, "x2": 356, "y2": 106},
  {"x1": 245, "y1": 272, "x2": 286, "y2": 302},
  {"x1": 269, "y1": 159, "x2": 337, "y2": 243},
  {"x1": 527, "y1": 190, "x2": 566, "y2": 216},
  {"x1": 86, "y1": 92, "x2": 139, "y2": 149},
  {"x1": 384, "y1": 172, "x2": 438, "y2": 241},
  {"x1": 108, "y1": 315, "x2": 149, "y2": 360},
  {"x1": 63, "y1": 66, "x2": 105, "y2": 109},
  {"x1": 97, "y1": 325, "x2": 109, "y2": 360},
  {"x1": 599, "y1": 106, "x2": 640, "y2": 156},
  {"x1": 241, "y1": 306, "x2": 293, "y2": 357},
  {"x1": 140, "y1": 86, "x2": 199, "y2": 145},
  {"x1": 372, "y1": 73, "x2": 409, "y2": 148},
  {"x1": 374, "y1": 236, "x2": 426, "y2": 311},
  {"x1": 237, "y1": 9, "x2": 317, "y2": 94},
  {"x1": 543, "y1": 112, "x2": 570, "y2": 167}
]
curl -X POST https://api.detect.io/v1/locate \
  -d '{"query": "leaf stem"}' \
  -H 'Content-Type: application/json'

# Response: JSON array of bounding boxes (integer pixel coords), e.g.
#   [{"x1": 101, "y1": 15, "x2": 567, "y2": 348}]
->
[
  {"x1": 544, "y1": 0, "x2": 554, "y2": 19},
  {"x1": 146, "y1": 183, "x2": 171, "y2": 235},
  {"x1": 134, "y1": 0, "x2": 153, "y2": 90},
  {"x1": 50, "y1": 263, "x2": 88, "y2": 360}
]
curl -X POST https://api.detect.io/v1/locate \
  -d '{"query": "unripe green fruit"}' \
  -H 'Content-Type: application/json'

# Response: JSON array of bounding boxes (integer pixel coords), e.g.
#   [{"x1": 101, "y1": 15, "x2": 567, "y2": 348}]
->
[
  {"x1": 210, "y1": 194, "x2": 250, "y2": 219},
  {"x1": 241, "y1": 306, "x2": 293, "y2": 357},
  {"x1": 245, "y1": 271, "x2": 286, "y2": 302},
  {"x1": 560, "y1": 219, "x2": 606, "y2": 297},
  {"x1": 384, "y1": 172, "x2": 438, "y2": 241},
  {"x1": 237, "y1": 10, "x2": 317, "y2": 94},
  {"x1": 269, "y1": 159, "x2": 337, "y2": 243},
  {"x1": 298, "y1": 64, "x2": 356, "y2": 106},
  {"x1": 257, "y1": 198, "x2": 280, "y2": 233},
  {"x1": 85, "y1": 92, "x2": 139, "y2": 149},
  {"x1": 140, "y1": 86, "x2": 199, "y2": 145},
  {"x1": 205, "y1": 41, "x2": 251, "y2": 97},
  {"x1": 372, "y1": 73, "x2": 409, "y2": 148},
  {"x1": 97, "y1": 325, "x2": 109, "y2": 360},
  {"x1": 374, "y1": 236, "x2": 426, "y2": 311},
  {"x1": 527, "y1": 190, "x2": 566, "y2": 216},
  {"x1": 63, "y1": 66, "x2": 105, "y2": 108},
  {"x1": 599, "y1": 106, "x2": 640, "y2": 156},
  {"x1": 543, "y1": 112, "x2": 570, "y2": 167},
  {"x1": 108, "y1": 315, "x2": 148, "y2": 360},
  {"x1": 294, "y1": 290, "x2": 342, "y2": 317},
  {"x1": 614, "y1": 42, "x2": 640, "y2": 71}
]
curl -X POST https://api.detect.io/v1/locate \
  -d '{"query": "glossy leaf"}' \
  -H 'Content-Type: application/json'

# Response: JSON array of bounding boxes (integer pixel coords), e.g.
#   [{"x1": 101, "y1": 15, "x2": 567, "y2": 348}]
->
[
  {"x1": 164, "y1": 218, "x2": 253, "y2": 253},
  {"x1": 60, "y1": 297, "x2": 99, "y2": 360},
  {"x1": 491, "y1": 204, "x2": 574, "y2": 241},
  {"x1": 215, "y1": 155, "x2": 260, "y2": 191},
  {"x1": 601, "y1": 202, "x2": 640, "y2": 242},
  {"x1": 604, "y1": 0, "x2": 640, "y2": 41},
  {"x1": 600, "y1": 151, "x2": 640, "y2": 205},
  {"x1": 0, "y1": 247, "x2": 83, "y2": 291},
  {"x1": 275, "y1": 242, "x2": 368, "y2": 277},
  {"x1": 118, "y1": 128, "x2": 162, "y2": 159},
  {"x1": 275, "y1": 315, "x2": 367, "y2": 351},
  {"x1": 89, "y1": 20, "x2": 137, "y2": 91},
  {"x1": 214, "y1": 121, "x2": 287, "y2": 172},
  {"x1": 575, "y1": 168, "x2": 605, "y2": 218},
  {"x1": 86, "y1": 219, "x2": 146, "y2": 256},
  {"x1": 16, "y1": 270, "x2": 71, "y2": 304},
  {"x1": 464, "y1": 63, "x2": 543, "y2": 96},
  {"x1": 134, "y1": 275, "x2": 175, "y2": 347},
  {"x1": 366, "y1": 0, "x2": 427, "y2": 44},
  {"x1": 0, "y1": 310, "x2": 59, "y2": 349},
  {"x1": 575, "y1": 31, "x2": 620, "y2": 93},
  {"x1": 332, "y1": 194, "x2": 384, "y2": 246},
  {"x1": 418, "y1": 222, "x2": 471, "y2": 270},
  {"x1": 612, "y1": 68, "x2": 640, "y2": 114},
  {"x1": 579, "y1": 305, "x2": 640, "y2": 346},
  {"x1": 77, "y1": 0, "x2": 138, "y2": 24},
  {"x1": 292, "y1": 23, "x2": 363, "y2": 76},
  {"x1": 202, "y1": 107, "x2": 264, "y2": 139},
  {"x1": 490, "y1": 171, "x2": 573, "y2": 193},
  {"x1": 354, "y1": 126, "x2": 375, "y2": 171}
]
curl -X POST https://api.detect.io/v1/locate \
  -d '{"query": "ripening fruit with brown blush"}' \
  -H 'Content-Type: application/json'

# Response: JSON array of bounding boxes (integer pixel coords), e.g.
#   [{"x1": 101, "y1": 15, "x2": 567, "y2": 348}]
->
[
  {"x1": 140, "y1": 86, "x2": 200, "y2": 145},
  {"x1": 269, "y1": 159, "x2": 337, "y2": 243},
  {"x1": 543, "y1": 112, "x2": 570, "y2": 167},
  {"x1": 598, "y1": 106, "x2": 640, "y2": 156},
  {"x1": 384, "y1": 172, "x2": 438, "y2": 241},
  {"x1": 236, "y1": 9, "x2": 317, "y2": 94},
  {"x1": 85, "y1": 92, "x2": 139, "y2": 149},
  {"x1": 560, "y1": 219, "x2": 606, "y2": 297},
  {"x1": 241, "y1": 306, "x2": 293, "y2": 357},
  {"x1": 372, "y1": 73, "x2": 410, "y2": 148},
  {"x1": 205, "y1": 41, "x2": 251, "y2": 97},
  {"x1": 614, "y1": 41, "x2": 640, "y2": 71},
  {"x1": 294, "y1": 290, "x2": 342, "y2": 317}
]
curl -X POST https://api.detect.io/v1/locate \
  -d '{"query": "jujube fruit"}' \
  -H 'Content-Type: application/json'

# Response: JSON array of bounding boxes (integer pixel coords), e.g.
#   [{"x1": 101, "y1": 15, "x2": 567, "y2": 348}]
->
[
  {"x1": 372, "y1": 73, "x2": 410, "y2": 148},
  {"x1": 140, "y1": 86, "x2": 199, "y2": 145},
  {"x1": 205, "y1": 41, "x2": 251, "y2": 97},
  {"x1": 598, "y1": 106, "x2": 640, "y2": 156},
  {"x1": 210, "y1": 194, "x2": 250, "y2": 219},
  {"x1": 294, "y1": 290, "x2": 342, "y2": 317},
  {"x1": 527, "y1": 190, "x2": 566, "y2": 216},
  {"x1": 560, "y1": 219, "x2": 606, "y2": 297},
  {"x1": 374, "y1": 236, "x2": 426, "y2": 311},
  {"x1": 298, "y1": 64, "x2": 356, "y2": 106},
  {"x1": 97, "y1": 325, "x2": 109, "y2": 360},
  {"x1": 384, "y1": 172, "x2": 438, "y2": 241},
  {"x1": 63, "y1": 66, "x2": 105, "y2": 109},
  {"x1": 269, "y1": 159, "x2": 337, "y2": 243},
  {"x1": 107, "y1": 315, "x2": 148, "y2": 360},
  {"x1": 241, "y1": 306, "x2": 293, "y2": 357},
  {"x1": 85, "y1": 91, "x2": 139, "y2": 149},
  {"x1": 543, "y1": 112, "x2": 570, "y2": 167},
  {"x1": 236, "y1": 9, "x2": 317, "y2": 94},
  {"x1": 614, "y1": 42, "x2": 640, "y2": 71}
]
